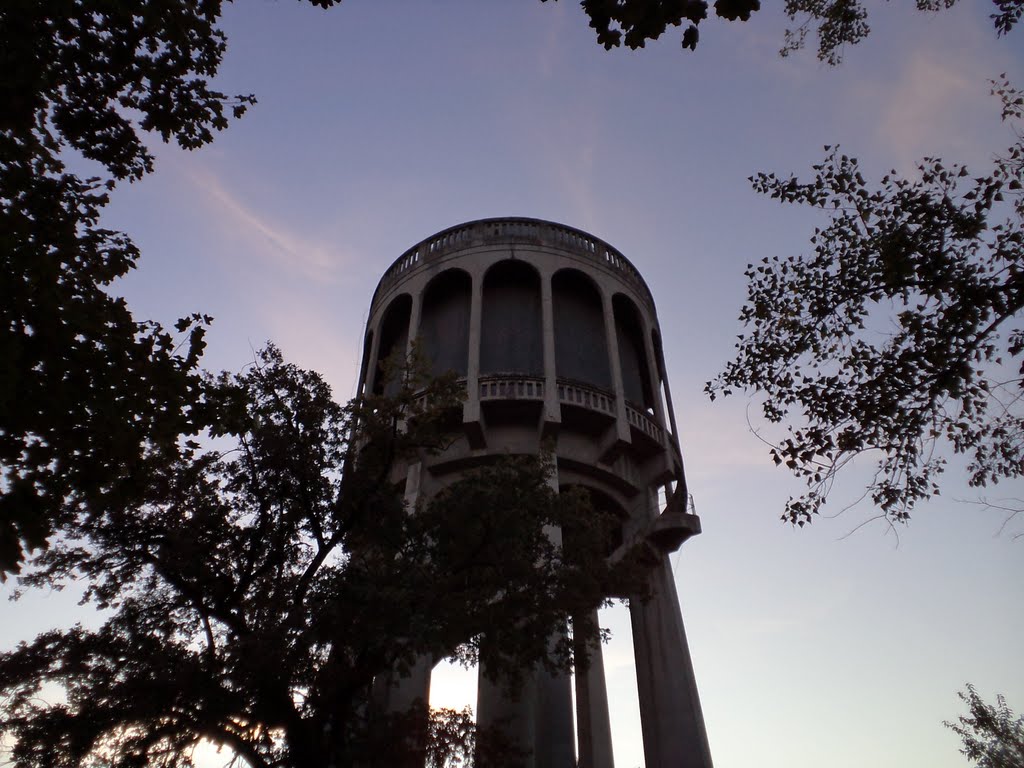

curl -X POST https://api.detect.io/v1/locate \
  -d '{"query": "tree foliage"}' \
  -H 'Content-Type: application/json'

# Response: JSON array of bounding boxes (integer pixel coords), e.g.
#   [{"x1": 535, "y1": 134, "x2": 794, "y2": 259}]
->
[
  {"x1": 0, "y1": 0, "x2": 364, "y2": 575},
  {"x1": 946, "y1": 685, "x2": 1024, "y2": 768},
  {"x1": 0, "y1": 0, "x2": 262, "y2": 574},
  {"x1": 0, "y1": 346, "x2": 635, "y2": 768},
  {"x1": 707, "y1": 80, "x2": 1024, "y2": 527},
  {"x1": 549, "y1": 0, "x2": 1021, "y2": 58},
  {"x1": 781, "y1": 0, "x2": 1022, "y2": 65}
]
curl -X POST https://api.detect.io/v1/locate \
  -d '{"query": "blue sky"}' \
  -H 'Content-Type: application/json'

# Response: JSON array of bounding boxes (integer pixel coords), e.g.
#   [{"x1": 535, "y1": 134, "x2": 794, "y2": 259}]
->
[{"x1": 4, "y1": 2, "x2": 1024, "y2": 767}]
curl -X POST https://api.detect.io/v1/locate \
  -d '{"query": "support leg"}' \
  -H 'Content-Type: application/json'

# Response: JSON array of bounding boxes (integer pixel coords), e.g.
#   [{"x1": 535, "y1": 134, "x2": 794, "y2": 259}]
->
[
  {"x1": 574, "y1": 609, "x2": 615, "y2": 768},
  {"x1": 630, "y1": 556, "x2": 713, "y2": 768}
]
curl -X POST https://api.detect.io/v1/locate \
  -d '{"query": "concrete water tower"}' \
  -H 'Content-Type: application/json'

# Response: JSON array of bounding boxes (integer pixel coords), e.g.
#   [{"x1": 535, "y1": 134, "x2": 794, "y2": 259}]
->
[{"x1": 358, "y1": 218, "x2": 712, "y2": 768}]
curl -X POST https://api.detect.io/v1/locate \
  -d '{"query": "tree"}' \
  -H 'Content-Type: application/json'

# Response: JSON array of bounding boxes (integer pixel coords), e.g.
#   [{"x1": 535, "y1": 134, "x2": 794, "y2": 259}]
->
[
  {"x1": 706, "y1": 80, "x2": 1024, "y2": 527},
  {"x1": 549, "y1": 0, "x2": 1021, "y2": 59},
  {"x1": 946, "y1": 685, "x2": 1024, "y2": 768},
  {"x1": 8, "y1": 0, "x2": 1022, "y2": 578},
  {"x1": 0, "y1": 346, "x2": 635, "y2": 768},
  {"x1": 0, "y1": 0, "x2": 240, "y2": 574},
  {"x1": 0, "y1": 0, "x2": 353, "y2": 575}
]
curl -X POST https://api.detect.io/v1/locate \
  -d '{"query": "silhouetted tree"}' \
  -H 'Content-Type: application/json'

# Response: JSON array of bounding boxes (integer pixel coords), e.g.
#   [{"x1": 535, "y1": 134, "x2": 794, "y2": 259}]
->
[
  {"x1": 0, "y1": 346, "x2": 633, "y2": 768},
  {"x1": 707, "y1": 80, "x2": 1024, "y2": 527},
  {"x1": 946, "y1": 685, "x2": 1024, "y2": 768},
  {"x1": 8, "y1": 0, "x2": 1022, "y2": 576},
  {"x1": 1, "y1": 0, "x2": 238, "y2": 573},
  {"x1": 548, "y1": 0, "x2": 1021, "y2": 59},
  {"x1": 0, "y1": 0, "x2": 356, "y2": 575}
]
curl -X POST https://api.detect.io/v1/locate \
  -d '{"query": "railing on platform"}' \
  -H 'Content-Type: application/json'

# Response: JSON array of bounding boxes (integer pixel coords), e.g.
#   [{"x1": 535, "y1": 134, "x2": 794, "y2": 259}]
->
[
  {"x1": 370, "y1": 217, "x2": 655, "y2": 310},
  {"x1": 557, "y1": 380, "x2": 616, "y2": 416},
  {"x1": 625, "y1": 402, "x2": 664, "y2": 443},
  {"x1": 478, "y1": 375, "x2": 546, "y2": 402}
]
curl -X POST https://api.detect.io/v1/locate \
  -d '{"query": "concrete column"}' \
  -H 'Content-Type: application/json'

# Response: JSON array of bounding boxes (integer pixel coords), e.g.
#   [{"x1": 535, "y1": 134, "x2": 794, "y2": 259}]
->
[
  {"x1": 535, "y1": 665, "x2": 576, "y2": 768},
  {"x1": 600, "y1": 290, "x2": 631, "y2": 460},
  {"x1": 372, "y1": 462, "x2": 432, "y2": 736},
  {"x1": 640, "y1": 318, "x2": 671, "y2": 453},
  {"x1": 540, "y1": 268, "x2": 560, "y2": 434},
  {"x1": 573, "y1": 609, "x2": 615, "y2": 768},
  {"x1": 629, "y1": 553, "x2": 713, "y2": 768},
  {"x1": 477, "y1": 667, "x2": 539, "y2": 768},
  {"x1": 365, "y1": 317, "x2": 382, "y2": 394},
  {"x1": 405, "y1": 289, "x2": 422, "y2": 359},
  {"x1": 404, "y1": 461, "x2": 422, "y2": 510},
  {"x1": 534, "y1": 465, "x2": 575, "y2": 768},
  {"x1": 654, "y1": 330, "x2": 681, "y2": 441},
  {"x1": 464, "y1": 269, "x2": 485, "y2": 447},
  {"x1": 477, "y1": 461, "x2": 575, "y2": 768},
  {"x1": 372, "y1": 653, "x2": 433, "y2": 718},
  {"x1": 664, "y1": 377, "x2": 682, "y2": 448}
]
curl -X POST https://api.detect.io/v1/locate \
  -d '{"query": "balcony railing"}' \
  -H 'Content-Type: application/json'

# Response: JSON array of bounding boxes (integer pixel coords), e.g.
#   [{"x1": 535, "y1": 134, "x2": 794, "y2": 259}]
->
[
  {"x1": 479, "y1": 375, "x2": 546, "y2": 402},
  {"x1": 557, "y1": 380, "x2": 616, "y2": 416},
  {"x1": 625, "y1": 402, "x2": 664, "y2": 443}
]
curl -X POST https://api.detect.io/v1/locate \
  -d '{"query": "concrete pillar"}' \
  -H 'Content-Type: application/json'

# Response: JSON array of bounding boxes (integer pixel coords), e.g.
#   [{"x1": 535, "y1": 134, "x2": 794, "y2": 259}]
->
[
  {"x1": 535, "y1": 466, "x2": 576, "y2": 768},
  {"x1": 477, "y1": 462, "x2": 575, "y2": 768},
  {"x1": 574, "y1": 609, "x2": 615, "y2": 768},
  {"x1": 372, "y1": 653, "x2": 433, "y2": 717},
  {"x1": 365, "y1": 317, "x2": 382, "y2": 394},
  {"x1": 464, "y1": 269, "x2": 485, "y2": 447},
  {"x1": 654, "y1": 330, "x2": 681, "y2": 441},
  {"x1": 405, "y1": 290, "x2": 422, "y2": 359},
  {"x1": 600, "y1": 290, "x2": 631, "y2": 461},
  {"x1": 477, "y1": 667, "x2": 539, "y2": 768},
  {"x1": 372, "y1": 462, "x2": 433, "y2": 733},
  {"x1": 629, "y1": 554, "x2": 713, "y2": 768},
  {"x1": 640, "y1": 318, "x2": 671, "y2": 453},
  {"x1": 535, "y1": 665, "x2": 576, "y2": 768},
  {"x1": 540, "y1": 268, "x2": 560, "y2": 433}
]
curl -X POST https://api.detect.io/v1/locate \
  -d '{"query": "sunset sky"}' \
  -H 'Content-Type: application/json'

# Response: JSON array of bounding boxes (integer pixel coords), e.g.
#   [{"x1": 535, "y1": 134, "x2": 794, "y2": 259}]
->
[{"x1": 5, "y1": 3, "x2": 1024, "y2": 767}]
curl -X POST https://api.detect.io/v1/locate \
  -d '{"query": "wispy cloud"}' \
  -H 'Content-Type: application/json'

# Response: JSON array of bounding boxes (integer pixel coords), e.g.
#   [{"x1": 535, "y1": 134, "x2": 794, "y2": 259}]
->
[
  {"x1": 179, "y1": 160, "x2": 346, "y2": 283},
  {"x1": 849, "y1": 19, "x2": 1013, "y2": 172},
  {"x1": 873, "y1": 52, "x2": 988, "y2": 167}
]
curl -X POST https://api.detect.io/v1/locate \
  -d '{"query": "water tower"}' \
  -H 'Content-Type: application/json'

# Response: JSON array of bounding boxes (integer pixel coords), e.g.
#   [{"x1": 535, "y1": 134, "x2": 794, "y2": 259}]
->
[{"x1": 358, "y1": 218, "x2": 712, "y2": 768}]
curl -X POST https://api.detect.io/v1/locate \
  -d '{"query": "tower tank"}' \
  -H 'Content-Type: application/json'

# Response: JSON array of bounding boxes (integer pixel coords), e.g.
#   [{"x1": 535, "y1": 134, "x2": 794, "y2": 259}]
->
[{"x1": 358, "y1": 217, "x2": 712, "y2": 768}]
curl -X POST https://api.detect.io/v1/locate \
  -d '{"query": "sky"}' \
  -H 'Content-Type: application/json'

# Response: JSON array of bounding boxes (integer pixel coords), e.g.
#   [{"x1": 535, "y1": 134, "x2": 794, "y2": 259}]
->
[{"x1": 4, "y1": 2, "x2": 1024, "y2": 767}]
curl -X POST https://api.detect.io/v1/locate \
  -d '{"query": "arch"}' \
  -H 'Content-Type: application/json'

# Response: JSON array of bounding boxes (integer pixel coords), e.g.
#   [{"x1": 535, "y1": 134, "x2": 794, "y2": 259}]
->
[
  {"x1": 552, "y1": 269, "x2": 611, "y2": 389},
  {"x1": 612, "y1": 294, "x2": 654, "y2": 411},
  {"x1": 373, "y1": 293, "x2": 412, "y2": 395},
  {"x1": 480, "y1": 260, "x2": 543, "y2": 376},
  {"x1": 419, "y1": 269, "x2": 471, "y2": 377}
]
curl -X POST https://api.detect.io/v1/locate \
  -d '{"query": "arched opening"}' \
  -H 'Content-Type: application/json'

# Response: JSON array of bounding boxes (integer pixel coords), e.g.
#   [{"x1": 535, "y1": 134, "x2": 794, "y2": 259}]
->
[
  {"x1": 553, "y1": 269, "x2": 611, "y2": 389},
  {"x1": 373, "y1": 294, "x2": 412, "y2": 396},
  {"x1": 612, "y1": 294, "x2": 654, "y2": 412},
  {"x1": 420, "y1": 269, "x2": 471, "y2": 377},
  {"x1": 480, "y1": 260, "x2": 543, "y2": 376}
]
